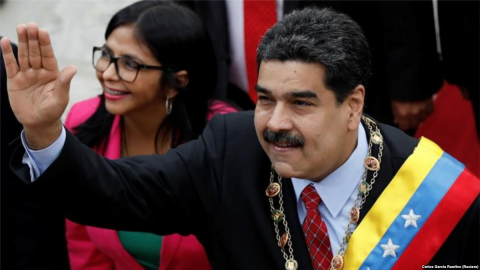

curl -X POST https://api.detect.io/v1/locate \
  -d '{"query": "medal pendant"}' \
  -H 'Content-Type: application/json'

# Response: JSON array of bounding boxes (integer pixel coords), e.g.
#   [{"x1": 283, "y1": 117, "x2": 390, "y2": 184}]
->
[
  {"x1": 364, "y1": 156, "x2": 380, "y2": 171},
  {"x1": 371, "y1": 131, "x2": 383, "y2": 145},
  {"x1": 350, "y1": 207, "x2": 360, "y2": 224},
  {"x1": 271, "y1": 210, "x2": 285, "y2": 223},
  {"x1": 285, "y1": 259, "x2": 298, "y2": 270},
  {"x1": 331, "y1": 255, "x2": 344, "y2": 270},
  {"x1": 266, "y1": 183, "x2": 281, "y2": 197},
  {"x1": 358, "y1": 181, "x2": 369, "y2": 196},
  {"x1": 278, "y1": 232, "x2": 290, "y2": 248}
]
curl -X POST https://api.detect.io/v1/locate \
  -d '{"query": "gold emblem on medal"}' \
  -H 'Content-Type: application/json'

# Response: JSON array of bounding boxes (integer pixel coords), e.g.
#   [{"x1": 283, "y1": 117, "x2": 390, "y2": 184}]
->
[
  {"x1": 278, "y1": 232, "x2": 290, "y2": 248},
  {"x1": 285, "y1": 259, "x2": 298, "y2": 270},
  {"x1": 364, "y1": 156, "x2": 380, "y2": 171},
  {"x1": 266, "y1": 183, "x2": 281, "y2": 197},
  {"x1": 371, "y1": 131, "x2": 383, "y2": 145},
  {"x1": 350, "y1": 207, "x2": 360, "y2": 224},
  {"x1": 331, "y1": 255, "x2": 344, "y2": 270}
]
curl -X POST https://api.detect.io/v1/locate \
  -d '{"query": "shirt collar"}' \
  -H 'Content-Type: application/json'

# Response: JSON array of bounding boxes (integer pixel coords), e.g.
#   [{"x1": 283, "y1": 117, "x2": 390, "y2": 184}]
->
[{"x1": 292, "y1": 123, "x2": 368, "y2": 218}]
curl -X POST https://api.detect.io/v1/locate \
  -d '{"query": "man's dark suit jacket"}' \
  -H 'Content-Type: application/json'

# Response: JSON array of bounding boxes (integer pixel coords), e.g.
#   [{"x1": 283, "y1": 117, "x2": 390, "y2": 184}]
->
[
  {"x1": 1, "y1": 37, "x2": 69, "y2": 270},
  {"x1": 177, "y1": 1, "x2": 442, "y2": 126},
  {"x1": 13, "y1": 112, "x2": 479, "y2": 269}
]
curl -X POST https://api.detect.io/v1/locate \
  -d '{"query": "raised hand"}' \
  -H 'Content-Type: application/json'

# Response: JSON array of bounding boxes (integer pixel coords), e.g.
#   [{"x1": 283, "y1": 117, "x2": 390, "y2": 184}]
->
[{"x1": 1, "y1": 23, "x2": 77, "y2": 149}]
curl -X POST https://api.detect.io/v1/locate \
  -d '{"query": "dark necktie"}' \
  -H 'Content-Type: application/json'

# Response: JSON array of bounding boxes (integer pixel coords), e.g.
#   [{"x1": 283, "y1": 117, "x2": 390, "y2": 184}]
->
[{"x1": 301, "y1": 185, "x2": 333, "y2": 270}]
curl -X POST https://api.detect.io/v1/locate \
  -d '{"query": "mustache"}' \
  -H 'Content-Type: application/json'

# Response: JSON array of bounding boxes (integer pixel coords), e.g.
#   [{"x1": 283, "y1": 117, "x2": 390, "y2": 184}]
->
[{"x1": 263, "y1": 130, "x2": 305, "y2": 147}]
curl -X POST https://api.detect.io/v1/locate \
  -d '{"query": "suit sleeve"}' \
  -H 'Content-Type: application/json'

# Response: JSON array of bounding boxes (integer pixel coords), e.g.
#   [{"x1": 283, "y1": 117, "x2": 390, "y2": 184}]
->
[{"x1": 12, "y1": 113, "x2": 228, "y2": 237}]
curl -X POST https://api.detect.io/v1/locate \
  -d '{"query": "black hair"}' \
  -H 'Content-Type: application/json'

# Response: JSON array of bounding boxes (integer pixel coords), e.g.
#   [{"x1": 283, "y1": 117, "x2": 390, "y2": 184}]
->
[
  {"x1": 257, "y1": 7, "x2": 371, "y2": 104},
  {"x1": 74, "y1": 0, "x2": 217, "y2": 152}
]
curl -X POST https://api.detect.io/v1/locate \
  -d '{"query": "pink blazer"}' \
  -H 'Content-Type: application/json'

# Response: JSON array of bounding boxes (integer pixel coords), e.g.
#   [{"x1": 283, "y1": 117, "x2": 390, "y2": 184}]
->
[{"x1": 64, "y1": 97, "x2": 236, "y2": 270}]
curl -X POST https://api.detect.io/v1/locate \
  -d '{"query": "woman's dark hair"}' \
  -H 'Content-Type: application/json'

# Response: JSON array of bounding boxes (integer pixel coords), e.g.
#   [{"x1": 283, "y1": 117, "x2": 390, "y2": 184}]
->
[{"x1": 74, "y1": 0, "x2": 217, "y2": 152}]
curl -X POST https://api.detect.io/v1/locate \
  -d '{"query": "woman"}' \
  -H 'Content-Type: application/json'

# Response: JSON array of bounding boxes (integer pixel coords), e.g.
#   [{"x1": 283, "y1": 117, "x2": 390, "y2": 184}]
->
[{"x1": 65, "y1": 1, "x2": 237, "y2": 270}]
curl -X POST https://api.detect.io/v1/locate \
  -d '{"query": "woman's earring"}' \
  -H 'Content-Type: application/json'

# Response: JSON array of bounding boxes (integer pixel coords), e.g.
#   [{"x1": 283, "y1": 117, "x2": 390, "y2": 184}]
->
[{"x1": 166, "y1": 98, "x2": 172, "y2": 115}]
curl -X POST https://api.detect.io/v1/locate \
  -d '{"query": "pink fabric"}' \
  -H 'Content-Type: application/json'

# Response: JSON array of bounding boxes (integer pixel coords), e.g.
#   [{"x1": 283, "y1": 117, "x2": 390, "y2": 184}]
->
[{"x1": 65, "y1": 96, "x2": 235, "y2": 270}]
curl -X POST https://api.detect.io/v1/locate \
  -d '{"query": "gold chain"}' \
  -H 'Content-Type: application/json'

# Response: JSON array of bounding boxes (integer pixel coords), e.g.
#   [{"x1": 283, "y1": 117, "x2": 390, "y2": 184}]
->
[{"x1": 266, "y1": 116, "x2": 383, "y2": 270}]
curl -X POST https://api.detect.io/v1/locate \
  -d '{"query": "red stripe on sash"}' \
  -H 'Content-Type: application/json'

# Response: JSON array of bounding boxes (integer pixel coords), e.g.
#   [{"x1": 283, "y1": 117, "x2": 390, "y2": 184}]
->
[{"x1": 392, "y1": 169, "x2": 480, "y2": 269}]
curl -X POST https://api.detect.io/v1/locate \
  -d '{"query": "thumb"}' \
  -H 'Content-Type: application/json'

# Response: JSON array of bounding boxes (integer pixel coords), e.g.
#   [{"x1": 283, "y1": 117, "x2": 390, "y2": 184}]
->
[{"x1": 54, "y1": 65, "x2": 77, "y2": 102}]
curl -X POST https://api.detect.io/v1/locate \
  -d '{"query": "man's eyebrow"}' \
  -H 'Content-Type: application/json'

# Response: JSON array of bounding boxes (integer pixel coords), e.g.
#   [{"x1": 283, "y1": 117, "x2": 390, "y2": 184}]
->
[
  {"x1": 255, "y1": 85, "x2": 271, "y2": 95},
  {"x1": 289, "y1": 90, "x2": 318, "y2": 99},
  {"x1": 255, "y1": 85, "x2": 318, "y2": 99}
]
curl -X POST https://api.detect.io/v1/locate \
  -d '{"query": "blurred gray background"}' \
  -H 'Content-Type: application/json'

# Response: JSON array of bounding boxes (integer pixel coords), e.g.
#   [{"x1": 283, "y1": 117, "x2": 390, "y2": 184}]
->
[{"x1": 0, "y1": 0, "x2": 137, "y2": 119}]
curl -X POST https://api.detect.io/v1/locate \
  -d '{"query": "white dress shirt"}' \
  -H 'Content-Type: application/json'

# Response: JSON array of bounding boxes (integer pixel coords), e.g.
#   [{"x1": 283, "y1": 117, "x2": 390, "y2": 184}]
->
[{"x1": 291, "y1": 123, "x2": 368, "y2": 255}]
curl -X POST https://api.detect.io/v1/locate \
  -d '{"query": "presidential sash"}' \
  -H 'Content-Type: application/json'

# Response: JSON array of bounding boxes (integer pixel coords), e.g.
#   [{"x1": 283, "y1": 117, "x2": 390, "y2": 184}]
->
[{"x1": 343, "y1": 137, "x2": 480, "y2": 270}]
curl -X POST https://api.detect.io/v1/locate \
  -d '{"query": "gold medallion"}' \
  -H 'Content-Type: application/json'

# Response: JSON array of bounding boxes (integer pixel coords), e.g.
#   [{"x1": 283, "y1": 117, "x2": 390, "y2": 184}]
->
[
  {"x1": 358, "y1": 181, "x2": 369, "y2": 196},
  {"x1": 271, "y1": 210, "x2": 285, "y2": 223},
  {"x1": 349, "y1": 207, "x2": 360, "y2": 224},
  {"x1": 285, "y1": 259, "x2": 298, "y2": 270},
  {"x1": 266, "y1": 183, "x2": 281, "y2": 197},
  {"x1": 331, "y1": 255, "x2": 344, "y2": 270},
  {"x1": 371, "y1": 131, "x2": 383, "y2": 145},
  {"x1": 364, "y1": 156, "x2": 380, "y2": 171},
  {"x1": 278, "y1": 232, "x2": 290, "y2": 248}
]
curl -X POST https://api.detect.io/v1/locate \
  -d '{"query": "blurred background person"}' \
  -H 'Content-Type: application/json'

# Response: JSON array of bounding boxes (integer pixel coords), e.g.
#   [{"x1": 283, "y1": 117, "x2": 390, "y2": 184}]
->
[
  {"x1": 64, "y1": 1, "x2": 237, "y2": 270},
  {"x1": 415, "y1": 0, "x2": 479, "y2": 177},
  {"x1": 1, "y1": 36, "x2": 70, "y2": 270},
  {"x1": 438, "y1": 0, "x2": 479, "y2": 139}
]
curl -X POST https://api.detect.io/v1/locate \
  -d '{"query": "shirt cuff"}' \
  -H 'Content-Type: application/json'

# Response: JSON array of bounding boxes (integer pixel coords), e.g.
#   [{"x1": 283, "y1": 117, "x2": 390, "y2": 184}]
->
[{"x1": 21, "y1": 126, "x2": 67, "y2": 182}]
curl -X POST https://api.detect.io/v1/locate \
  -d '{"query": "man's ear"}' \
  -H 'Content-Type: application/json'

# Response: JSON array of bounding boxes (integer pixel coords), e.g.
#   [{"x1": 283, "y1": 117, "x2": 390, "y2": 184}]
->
[
  {"x1": 347, "y1": 85, "x2": 365, "y2": 130},
  {"x1": 174, "y1": 70, "x2": 189, "y2": 89}
]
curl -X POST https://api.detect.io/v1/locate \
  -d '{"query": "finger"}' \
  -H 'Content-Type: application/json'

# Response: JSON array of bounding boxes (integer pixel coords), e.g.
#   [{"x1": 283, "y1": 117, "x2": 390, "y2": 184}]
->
[
  {"x1": 38, "y1": 29, "x2": 58, "y2": 72},
  {"x1": 54, "y1": 65, "x2": 77, "y2": 103},
  {"x1": 17, "y1": 24, "x2": 30, "y2": 71},
  {"x1": 1, "y1": 37, "x2": 19, "y2": 78},
  {"x1": 26, "y1": 22, "x2": 42, "y2": 70}
]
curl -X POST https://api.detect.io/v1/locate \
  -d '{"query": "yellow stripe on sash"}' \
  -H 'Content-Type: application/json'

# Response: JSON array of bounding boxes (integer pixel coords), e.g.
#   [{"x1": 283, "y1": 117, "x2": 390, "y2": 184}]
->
[{"x1": 343, "y1": 138, "x2": 443, "y2": 270}]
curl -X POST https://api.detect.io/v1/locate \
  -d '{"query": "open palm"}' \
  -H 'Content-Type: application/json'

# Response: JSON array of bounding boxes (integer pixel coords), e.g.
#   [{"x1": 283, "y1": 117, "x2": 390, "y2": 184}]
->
[{"x1": 1, "y1": 23, "x2": 76, "y2": 130}]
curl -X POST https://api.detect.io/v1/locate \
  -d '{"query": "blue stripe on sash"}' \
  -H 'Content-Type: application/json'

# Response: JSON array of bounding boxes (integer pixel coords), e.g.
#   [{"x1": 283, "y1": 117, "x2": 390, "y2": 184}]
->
[{"x1": 359, "y1": 153, "x2": 464, "y2": 270}]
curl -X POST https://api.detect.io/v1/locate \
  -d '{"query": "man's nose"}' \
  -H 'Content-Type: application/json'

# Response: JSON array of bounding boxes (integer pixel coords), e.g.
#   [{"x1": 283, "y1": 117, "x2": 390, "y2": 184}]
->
[{"x1": 267, "y1": 105, "x2": 293, "y2": 132}]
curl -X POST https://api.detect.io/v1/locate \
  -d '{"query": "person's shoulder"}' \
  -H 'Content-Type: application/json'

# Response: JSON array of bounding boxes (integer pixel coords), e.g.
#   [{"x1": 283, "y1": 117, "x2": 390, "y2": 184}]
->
[
  {"x1": 207, "y1": 110, "x2": 255, "y2": 134},
  {"x1": 378, "y1": 122, "x2": 419, "y2": 159},
  {"x1": 219, "y1": 110, "x2": 254, "y2": 123},
  {"x1": 209, "y1": 100, "x2": 239, "y2": 113},
  {"x1": 65, "y1": 96, "x2": 102, "y2": 129},
  {"x1": 207, "y1": 100, "x2": 239, "y2": 120}
]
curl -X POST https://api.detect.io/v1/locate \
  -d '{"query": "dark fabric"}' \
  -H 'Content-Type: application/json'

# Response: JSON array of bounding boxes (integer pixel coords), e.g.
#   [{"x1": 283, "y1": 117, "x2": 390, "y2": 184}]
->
[
  {"x1": 11, "y1": 111, "x2": 479, "y2": 269},
  {"x1": 1, "y1": 38, "x2": 69, "y2": 269},
  {"x1": 177, "y1": 0, "x2": 443, "y2": 125}
]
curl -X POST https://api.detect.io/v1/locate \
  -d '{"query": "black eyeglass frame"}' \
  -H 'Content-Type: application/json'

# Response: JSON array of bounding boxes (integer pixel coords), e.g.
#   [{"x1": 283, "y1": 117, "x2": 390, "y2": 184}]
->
[{"x1": 92, "y1": 46, "x2": 172, "y2": 82}]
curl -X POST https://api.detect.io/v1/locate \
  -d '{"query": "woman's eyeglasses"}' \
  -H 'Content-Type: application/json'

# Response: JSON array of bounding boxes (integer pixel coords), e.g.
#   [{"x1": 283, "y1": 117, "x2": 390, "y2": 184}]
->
[{"x1": 92, "y1": 46, "x2": 169, "y2": 83}]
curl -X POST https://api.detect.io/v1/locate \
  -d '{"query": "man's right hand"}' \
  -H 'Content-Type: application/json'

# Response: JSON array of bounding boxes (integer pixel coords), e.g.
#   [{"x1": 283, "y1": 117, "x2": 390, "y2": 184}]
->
[{"x1": 0, "y1": 23, "x2": 76, "y2": 149}]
